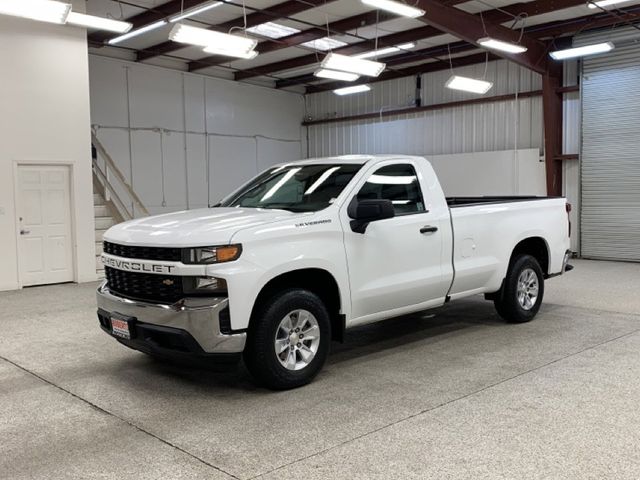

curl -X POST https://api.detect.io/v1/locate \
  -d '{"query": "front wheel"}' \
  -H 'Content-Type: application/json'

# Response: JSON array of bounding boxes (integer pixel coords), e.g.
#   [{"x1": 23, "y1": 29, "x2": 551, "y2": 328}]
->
[
  {"x1": 494, "y1": 254, "x2": 544, "y2": 323},
  {"x1": 244, "y1": 289, "x2": 331, "y2": 390}
]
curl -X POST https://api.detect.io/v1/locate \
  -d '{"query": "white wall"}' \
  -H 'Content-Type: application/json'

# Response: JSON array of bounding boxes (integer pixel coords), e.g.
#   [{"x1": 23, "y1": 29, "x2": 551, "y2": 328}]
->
[
  {"x1": 429, "y1": 149, "x2": 546, "y2": 197},
  {"x1": 0, "y1": 16, "x2": 95, "y2": 291},
  {"x1": 305, "y1": 60, "x2": 543, "y2": 157},
  {"x1": 89, "y1": 56, "x2": 306, "y2": 215}
]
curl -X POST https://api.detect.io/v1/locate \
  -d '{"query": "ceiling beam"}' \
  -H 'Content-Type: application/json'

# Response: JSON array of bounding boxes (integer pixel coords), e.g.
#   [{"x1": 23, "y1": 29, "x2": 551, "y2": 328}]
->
[
  {"x1": 412, "y1": 0, "x2": 549, "y2": 74},
  {"x1": 302, "y1": 89, "x2": 542, "y2": 126},
  {"x1": 526, "y1": 4, "x2": 640, "y2": 37},
  {"x1": 303, "y1": 4, "x2": 640, "y2": 93},
  {"x1": 305, "y1": 51, "x2": 498, "y2": 93},
  {"x1": 89, "y1": 0, "x2": 205, "y2": 46},
  {"x1": 136, "y1": 0, "x2": 333, "y2": 62},
  {"x1": 276, "y1": 41, "x2": 475, "y2": 89},
  {"x1": 234, "y1": 0, "x2": 586, "y2": 82},
  {"x1": 188, "y1": 10, "x2": 398, "y2": 72},
  {"x1": 234, "y1": 24, "x2": 444, "y2": 81}
]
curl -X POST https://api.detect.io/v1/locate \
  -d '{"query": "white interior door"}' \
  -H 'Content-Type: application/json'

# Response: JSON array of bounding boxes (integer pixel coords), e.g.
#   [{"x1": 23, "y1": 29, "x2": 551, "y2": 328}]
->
[{"x1": 17, "y1": 165, "x2": 74, "y2": 286}]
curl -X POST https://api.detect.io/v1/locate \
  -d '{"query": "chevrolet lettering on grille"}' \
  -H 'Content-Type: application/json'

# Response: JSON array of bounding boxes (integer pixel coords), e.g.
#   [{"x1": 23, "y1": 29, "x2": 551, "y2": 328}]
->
[{"x1": 101, "y1": 254, "x2": 175, "y2": 274}]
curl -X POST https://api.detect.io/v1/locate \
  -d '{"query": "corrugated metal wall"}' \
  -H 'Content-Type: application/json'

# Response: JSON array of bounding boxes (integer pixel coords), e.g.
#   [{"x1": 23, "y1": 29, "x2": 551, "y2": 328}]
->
[{"x1": 305, "y1": 60, "x2": 543, "y2": 157}]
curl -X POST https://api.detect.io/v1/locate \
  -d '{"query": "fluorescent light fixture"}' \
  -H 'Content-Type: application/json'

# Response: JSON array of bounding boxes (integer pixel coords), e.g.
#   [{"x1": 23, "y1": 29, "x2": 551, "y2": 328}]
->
[
  {"x1": 334, "y1": 85, "x2": 371, "y2": 96},
  {"x1": 203, "y1": 45, "x2": 258, "y2": 59},
  {"x1": 169, "y1": 1, "x2": 222, "y2": 22},
  {"x1": 354, "y1": 42, "x2": 416, "y2": 59},
  {"x1": 246, "y1": 22, "x2": 300, "y2": 39},
  {"x1": 322, "y1": 52, "x2": 386, "y2": 77},
  {"x1": 108, "y1": 20, "x2": 167, "y2": 45},
  {"x1": 478, "y1": 37, "x2": 528, "y2": 54},
  {"x1": 0, "y1": 0, "x2": 71, "y2": 24},
  {"x1": 314, "y1": 69, "x2": 360, "y2": 81},
  {"x1": 169, "y1": 24, "x2": 257, "y2": 54},
  {"x1": 445, "y1": 75, "x2": 493, "y2": 94},
  {"x1": 361, "y1": 0, "x2": 425, "y2": 18},
  {"x1": 66, "y1": 12, "x2": 132, "y2": 33},
  {"x1": 588, "y1": 0, "x2": 633, "y2": 8},
  {"x1": 549, "y1": 41, "x2": 614, "y2": 60},
  {"x1": 302, "y1": 37, "x2": 348, "y2": 51}
]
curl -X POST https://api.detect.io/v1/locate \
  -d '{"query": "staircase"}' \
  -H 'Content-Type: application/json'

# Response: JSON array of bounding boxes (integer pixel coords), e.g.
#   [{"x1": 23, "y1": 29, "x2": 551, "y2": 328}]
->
[
  {"x1": 91, "y1": 131, "x2": 150, "y2": 278},
  {"x1": 93, "y1": 192, "x2": 115, "y2": 278}
]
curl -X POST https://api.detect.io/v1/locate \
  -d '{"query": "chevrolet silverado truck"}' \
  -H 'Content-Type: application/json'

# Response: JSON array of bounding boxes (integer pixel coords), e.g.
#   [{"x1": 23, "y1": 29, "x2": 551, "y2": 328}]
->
[{"x1": 97, "y1": 155, "x2": 572, "y2": 389}]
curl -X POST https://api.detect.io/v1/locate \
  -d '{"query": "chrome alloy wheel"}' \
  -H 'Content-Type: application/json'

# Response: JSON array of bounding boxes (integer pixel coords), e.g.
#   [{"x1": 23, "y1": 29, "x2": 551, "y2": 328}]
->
[
  {"x1": 517, "y1": 268, "x2": 539, "y2": 311},
  {"x1": 274, "y1": 309, "x2": 320, "y2": 371}
]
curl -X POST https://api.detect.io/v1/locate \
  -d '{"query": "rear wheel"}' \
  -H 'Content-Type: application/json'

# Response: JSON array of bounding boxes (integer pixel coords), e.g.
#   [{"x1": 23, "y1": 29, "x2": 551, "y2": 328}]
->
[
  {"x1": 244, "y1": 289, "x2": 331, "y2": 390},
  {"x1": 494, "y1": 254, "x2": 544, "y2": 323}
]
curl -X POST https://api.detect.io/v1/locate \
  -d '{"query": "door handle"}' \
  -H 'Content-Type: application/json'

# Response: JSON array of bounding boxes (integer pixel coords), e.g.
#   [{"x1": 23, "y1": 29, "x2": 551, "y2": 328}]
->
[
  {"x1": 420, "y1": 225, "x2": 438, "y2": 234},
  {"x1": 20, "y1": 229, "x2": 30, "y2": 235}
]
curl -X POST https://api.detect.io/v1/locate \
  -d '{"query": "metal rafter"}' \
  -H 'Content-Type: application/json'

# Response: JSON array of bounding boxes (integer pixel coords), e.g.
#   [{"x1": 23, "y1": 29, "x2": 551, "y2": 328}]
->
[
  {"x1": 89, "y1": 0, "x2": 205, "y2": 46},
  {"x1": 135, "y1": 0, "x2": 334, "y2": 62},
  {"x1": 300, "y1": 2, "x2": 640, "y2": 93},
  {"x1": 233, "y1": 0, "x2": 589, "y2": 82},
  {"x1": 234, "y1": 24, "x2": 444, "y2": 81},
  {"x1": 276, "y1": 41, "x2": 476, "y2": 89},
  {"x1": 188, "y1": 10, "x2": 399, "y2": 72},
  {"x1": 412, "y1": 0, "x2": 549, "y2": 74}
]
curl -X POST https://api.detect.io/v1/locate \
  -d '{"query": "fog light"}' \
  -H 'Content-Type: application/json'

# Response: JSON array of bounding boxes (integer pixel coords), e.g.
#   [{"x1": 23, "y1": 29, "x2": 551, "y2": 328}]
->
[
  {"x1": 197, "y1": 277, "x2": 219, "y2": 289},
  {"x1": 183, "y1": 276, "x2": 227, "y2": 295}
]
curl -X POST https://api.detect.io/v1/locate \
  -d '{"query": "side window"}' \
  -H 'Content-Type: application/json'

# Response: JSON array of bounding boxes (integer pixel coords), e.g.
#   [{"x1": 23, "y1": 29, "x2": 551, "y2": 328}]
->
[{"x1": 356, "y1": 164, "x2": 426, "y2": 215}]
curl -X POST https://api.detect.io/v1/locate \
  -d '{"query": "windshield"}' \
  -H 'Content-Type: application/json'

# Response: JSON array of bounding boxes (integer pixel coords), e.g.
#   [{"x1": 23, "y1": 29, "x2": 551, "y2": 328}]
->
[{"x1": 219, "y1": 163, "x2": 362, "y2": 212}]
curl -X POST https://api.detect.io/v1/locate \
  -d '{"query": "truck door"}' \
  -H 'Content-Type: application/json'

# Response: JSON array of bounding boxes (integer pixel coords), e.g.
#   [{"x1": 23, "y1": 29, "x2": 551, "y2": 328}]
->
[{"x1": 340, "y1": 161, "x2": 451, "y2": 321}]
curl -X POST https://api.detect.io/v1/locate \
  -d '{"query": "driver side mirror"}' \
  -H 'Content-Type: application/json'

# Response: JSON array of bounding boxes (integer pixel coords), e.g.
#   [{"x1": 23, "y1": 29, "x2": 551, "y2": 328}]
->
[{"x1": 347, "y1": 197, "x2": 395, "y2": 234}]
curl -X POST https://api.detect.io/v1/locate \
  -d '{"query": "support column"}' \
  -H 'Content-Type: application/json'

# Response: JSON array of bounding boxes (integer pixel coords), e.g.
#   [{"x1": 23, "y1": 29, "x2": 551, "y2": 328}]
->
[{"x1": 542, "y1": 67, "x2": 564, "y2": 197}]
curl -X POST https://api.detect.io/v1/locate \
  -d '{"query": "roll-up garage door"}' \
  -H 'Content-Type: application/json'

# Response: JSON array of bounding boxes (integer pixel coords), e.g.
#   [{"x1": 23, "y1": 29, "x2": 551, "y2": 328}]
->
[{"x1": 581, "y1": 43, "x2": 640, "y2": 261}]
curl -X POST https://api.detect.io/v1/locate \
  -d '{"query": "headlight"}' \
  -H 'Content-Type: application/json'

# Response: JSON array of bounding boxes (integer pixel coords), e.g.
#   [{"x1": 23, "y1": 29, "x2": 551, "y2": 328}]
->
[{"x1": 183, "y1": 244, "x2": 242, "y2": 264}]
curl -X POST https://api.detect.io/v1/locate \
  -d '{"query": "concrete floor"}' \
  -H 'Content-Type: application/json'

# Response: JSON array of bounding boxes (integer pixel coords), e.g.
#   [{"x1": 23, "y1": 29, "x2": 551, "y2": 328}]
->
[{"x1": 1, "y1": 259, "x2": 640, "y2": 479}]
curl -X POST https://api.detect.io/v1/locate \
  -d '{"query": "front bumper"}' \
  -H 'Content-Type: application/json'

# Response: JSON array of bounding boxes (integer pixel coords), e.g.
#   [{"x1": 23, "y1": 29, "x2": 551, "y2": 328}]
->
[{"x1": 96, "y1": 282, "x2": 246, "y2": 357}]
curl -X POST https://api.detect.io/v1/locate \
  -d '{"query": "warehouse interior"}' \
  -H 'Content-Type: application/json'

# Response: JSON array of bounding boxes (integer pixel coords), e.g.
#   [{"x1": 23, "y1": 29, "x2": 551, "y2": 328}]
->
[{"x1": 1, "y1": 0, "x2": 639, "y2": 478}]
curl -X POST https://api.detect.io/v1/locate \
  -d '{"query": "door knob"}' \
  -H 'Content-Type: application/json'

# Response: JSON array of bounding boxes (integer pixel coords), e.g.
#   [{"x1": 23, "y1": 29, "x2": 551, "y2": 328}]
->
[
  {"x1": 420, "y1": 225, "x2": 438, "y2": 234},
  {"x1": 20, "y1": 229, "x2": 30, "y2": 235}
]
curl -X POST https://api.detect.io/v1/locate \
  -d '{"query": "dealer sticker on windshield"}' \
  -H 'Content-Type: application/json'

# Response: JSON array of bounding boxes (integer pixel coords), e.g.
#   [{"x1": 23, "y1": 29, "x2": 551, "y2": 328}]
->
[{"x1": 111, "y1": 316, "x2": 131, "y2": 339}]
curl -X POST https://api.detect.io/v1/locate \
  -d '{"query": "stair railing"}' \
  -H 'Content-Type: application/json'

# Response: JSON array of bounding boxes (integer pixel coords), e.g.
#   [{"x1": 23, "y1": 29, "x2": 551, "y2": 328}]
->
[{"x1": 91, "y1": 131, "x2": 149, "y2": 220}]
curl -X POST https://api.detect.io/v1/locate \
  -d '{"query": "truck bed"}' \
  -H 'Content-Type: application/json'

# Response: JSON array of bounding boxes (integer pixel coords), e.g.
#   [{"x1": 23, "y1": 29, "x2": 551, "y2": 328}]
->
[{"x1": 446, "y1": 196, "x2": 554, "y2": 208}]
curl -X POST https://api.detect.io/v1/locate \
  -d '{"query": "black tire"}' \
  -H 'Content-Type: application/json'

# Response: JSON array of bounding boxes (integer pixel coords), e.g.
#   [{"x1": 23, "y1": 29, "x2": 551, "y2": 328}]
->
[
  {"x1": 244, "y1": 289, "x2": 331, "y2": 390},
  {"x1": 494, "y1": 254, "x2": 544, "y2": 323}
]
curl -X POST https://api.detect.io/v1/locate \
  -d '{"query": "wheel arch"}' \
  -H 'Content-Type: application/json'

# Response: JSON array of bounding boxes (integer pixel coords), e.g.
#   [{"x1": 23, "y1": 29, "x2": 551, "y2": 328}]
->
[
  {"x1": 509, "y1": 236, "x2": 550, "y2": 276},
  {"x1": 249, "y1": 268, "x2": 344, "y2": 342}
]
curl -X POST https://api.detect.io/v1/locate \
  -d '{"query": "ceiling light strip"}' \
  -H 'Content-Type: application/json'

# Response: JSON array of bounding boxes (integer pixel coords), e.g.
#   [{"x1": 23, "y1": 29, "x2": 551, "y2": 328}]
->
[
  {"x1": 169, "y1": 1, "x2": 223, "y2": 23},
  {"x1": 108, "y1": 20, "x2": 168, "y2": 45},
  {"x1": 361, "y1": 0, "x2": 425, "y2": 18}
]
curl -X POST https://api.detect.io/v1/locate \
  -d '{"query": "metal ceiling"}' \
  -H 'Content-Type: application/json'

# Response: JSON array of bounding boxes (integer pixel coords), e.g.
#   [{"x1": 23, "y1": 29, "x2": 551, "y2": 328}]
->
[{"x1": 86, "y1": 0, "x2": 640, "y2": 91}]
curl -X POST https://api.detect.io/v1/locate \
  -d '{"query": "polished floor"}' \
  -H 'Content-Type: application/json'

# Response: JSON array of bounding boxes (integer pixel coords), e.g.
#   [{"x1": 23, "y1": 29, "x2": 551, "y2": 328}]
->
[{"x1": 1, "y1": 259, "x2": 640, "y2": 479}]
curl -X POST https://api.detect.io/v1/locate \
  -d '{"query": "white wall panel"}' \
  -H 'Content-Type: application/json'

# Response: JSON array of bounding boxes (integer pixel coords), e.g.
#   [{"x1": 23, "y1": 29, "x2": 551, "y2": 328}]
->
[
  {"x1": 89, "y1": 56, "x2": 305, "y2": 215},
  {"x1": 0, "y1": 15, "x2": 95, "y2": 290},
  {"x1": 185, "y1": 134, "x2": 207, "y2": 209},
  {"x1": 429, "y1": 149, "x2": 545, "y2": 197},
  {"x1": 256, "y1": 138, "x2": 303, "y2": 172},
  {"x1": 306, "y1": 60, "x2": 543, "y2": 158},
  {"x1": 209, "y1": 137, "x2": 257, "y2": 203}
]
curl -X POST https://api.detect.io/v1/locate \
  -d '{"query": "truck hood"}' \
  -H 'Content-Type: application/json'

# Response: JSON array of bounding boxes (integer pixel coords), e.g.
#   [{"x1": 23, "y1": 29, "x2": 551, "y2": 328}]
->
[{"x1": 103, "y1": 207, "x2": 300, "y2": 247}]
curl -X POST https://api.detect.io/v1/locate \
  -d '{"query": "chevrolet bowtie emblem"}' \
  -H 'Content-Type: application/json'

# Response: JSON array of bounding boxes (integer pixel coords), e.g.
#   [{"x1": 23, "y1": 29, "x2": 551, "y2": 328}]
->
[{"x1": 162, "y1": 279, "x2": 174, "y2": 286}]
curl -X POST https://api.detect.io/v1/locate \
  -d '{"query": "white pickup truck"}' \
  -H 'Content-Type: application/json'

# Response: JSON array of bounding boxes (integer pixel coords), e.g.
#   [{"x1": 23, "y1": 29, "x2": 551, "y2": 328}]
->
[{"x1": 97, "y1": 155, "x2": 572, "y2": 389}]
